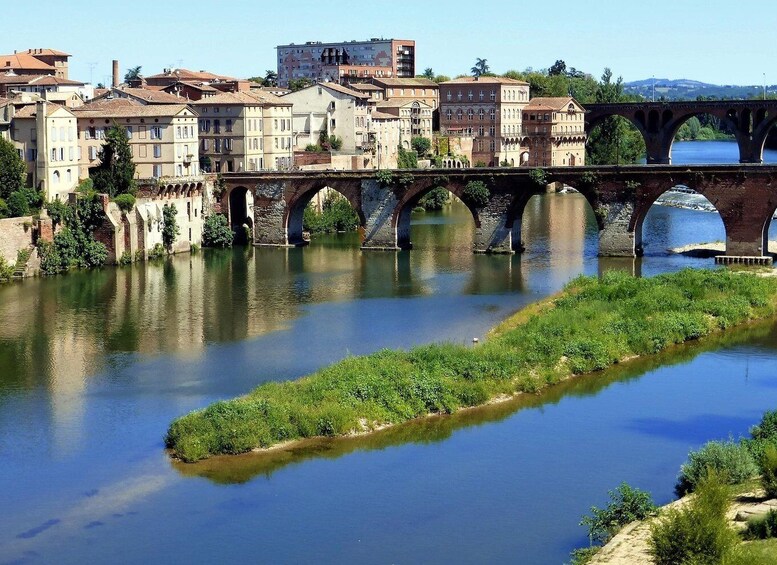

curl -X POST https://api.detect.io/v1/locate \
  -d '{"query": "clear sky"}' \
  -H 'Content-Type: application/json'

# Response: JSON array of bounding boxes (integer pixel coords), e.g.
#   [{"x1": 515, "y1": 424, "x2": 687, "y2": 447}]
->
[{"x1": 4, "y1": 0, "x2": 775, "y2": 86}]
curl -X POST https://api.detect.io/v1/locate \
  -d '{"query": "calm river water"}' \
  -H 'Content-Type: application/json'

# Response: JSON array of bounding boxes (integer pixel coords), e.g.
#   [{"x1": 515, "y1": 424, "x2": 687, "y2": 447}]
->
[{"x1": 1, "y1": 141, "x2": 777, "y2": 564}]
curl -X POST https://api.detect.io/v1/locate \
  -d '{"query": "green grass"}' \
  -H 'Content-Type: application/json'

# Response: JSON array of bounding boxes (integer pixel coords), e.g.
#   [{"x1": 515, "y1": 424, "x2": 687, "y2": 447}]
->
[{"x1": 166, "y1": 269, "x2": 777, "y2": 462}]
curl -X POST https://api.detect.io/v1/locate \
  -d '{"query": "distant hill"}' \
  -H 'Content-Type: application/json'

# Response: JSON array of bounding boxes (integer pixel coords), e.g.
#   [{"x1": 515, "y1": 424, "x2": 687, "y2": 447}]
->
[{"x1": 624, "y1": 78, "x2": 770, "y2": 101}]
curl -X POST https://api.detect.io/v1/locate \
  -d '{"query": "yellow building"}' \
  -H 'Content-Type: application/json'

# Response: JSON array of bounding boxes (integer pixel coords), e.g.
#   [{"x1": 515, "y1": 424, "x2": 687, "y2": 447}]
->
[
  {"x1": 191, "y1": 91, "x2": 293, "y2": 172},
  {"x1": 520, "y1": 97, "x2": 586, "y2": 167},
  {"x1": 73, "y1": 98, "x2": 200, "y2": 179},
  {"x1": 10, "y1": 99, "x2": 79, "y2": 200}
]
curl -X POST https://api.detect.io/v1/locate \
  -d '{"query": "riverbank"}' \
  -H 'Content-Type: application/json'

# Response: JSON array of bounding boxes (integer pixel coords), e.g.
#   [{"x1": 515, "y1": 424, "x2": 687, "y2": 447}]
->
[{"x1": 166, "y1": 269, "x2": 777, "y2": 463}]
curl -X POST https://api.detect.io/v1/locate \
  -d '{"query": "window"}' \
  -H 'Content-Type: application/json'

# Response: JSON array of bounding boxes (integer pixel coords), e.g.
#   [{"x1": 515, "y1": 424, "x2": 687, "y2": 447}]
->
[
  {"x1": 226, "y1": 119, "x2": 233, "y2": 132},
  {"x1": 467, "y1": 90, "x2": 473, "y2": 101},
  {"x1": 53, "y1": 170, "x2": 60, "y2": 184},
  {"x1": 66, "y1": 169, "x2": 72, "y2": 183},
  {"x1": 490, "y1": 109, "x2": 496, "y2": 120},
  {"x1": 153, "y1": 144, "x2": 161, "y2": 158},
  {"x1": 446, "y1": 92, "x2": 452, "y2": 101},
  {"x1": 479, "y1": 109, "x2": 485, "y2": 120},
  {"x1": 139, "y1": 145, "x2": 147, "y2": 158},
  {"x1": 153, "y1": 164, "x2": 162, "y2": 177},
  {"x1": 490, "y1": 90, "x2": 496, "y2": 100},
  {"x1": 214, "y1": 120, "x2": 220, "y2": 133},
  {"x1": 467, "y1": 109, "x2": 474, "y2": 121},
  {"x1": 51, "y1": 127, "x2": 57, "y2": 141},
  {"x1": 51, "y1": 148, "x2": 57, "y2": 162},
  {"x1": 214, "y1": 139, "x2": 221, "y2": 152},
  {"x1": 68, "y1": 146, "x2": 74, "y2": 161},
  {"x1": 150, "y1": 126, "x2": 162, "y2": 139},
  {"x1": 177, "y1": 164, "x2": 183, "y2": 176},
  {"x1": 446, "y1": 109, "x2": 452, "y2": 120},
  {"x1": 89, "y1": 146, "x2": 97, "y2": 160}
]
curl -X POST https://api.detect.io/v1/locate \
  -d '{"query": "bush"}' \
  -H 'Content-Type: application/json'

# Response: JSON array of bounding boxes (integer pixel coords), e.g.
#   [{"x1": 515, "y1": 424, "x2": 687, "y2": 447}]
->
[
  {"x1": 529, "y1": 168, "x2": 547, "y2": 187},
  {"x1": 580, "y1": 482, "x2": 657, "y2": 544},
  {"x1": 676, "y1": 439, "x2": 758, "y2": 495},
  {"x1": 744, "y1": 509, "x2": 777, "y2": 540},
  {"x1": 7, "y1": 190, "x2": 30, "y2": 217},
  {"x1": 303, "y1": 193, "x2": 359, "y2": 234},
  {"x1": 148, "y1": 243, "x2": 165, "y2": 259},
  {"x1": 328, "y1": 136, "x2": 343, "y2": 151},
  {"x1": 375, "y1": 169, "x2": 393, "y2": 187},
  {"x1": 0, "y1": 255, "x2": 14, "y2": 281},
  {"x1": 162, "y1": 203, "x2": 180, "y2": 251},
  {"x1": 397, "y1": 147, "x2": 418, "y2": 169},
  {"x1": 649, "y1": 470, "x2": 738, "y2": 565},
  {"x1": 202, "y1": 214, "x2": 234, "y2": 248},
  {"x1": 46, "y1": 199, "x2": 71, "y2": 227},
  {"x1": 113, "y1": 193, "x2": 136, "y2": 213},
  {"x1": 118, "y1": 251, "x2": 133, "y2": 265},
  {"x1": 411, "y1": 136, "x2": 431, "y2": 156},
  {"x1": 418, "y1": 187, "x2": 450, "y2": 211},
  {"x1": 761, "y1": 444, "x2": 777, "y2": 498},
  {"x1": 462, "y1": 180, "x2": 490, "y2": 208},
  {"x1": 0, "y1": 197, "x2": 8, "y2": 219}
]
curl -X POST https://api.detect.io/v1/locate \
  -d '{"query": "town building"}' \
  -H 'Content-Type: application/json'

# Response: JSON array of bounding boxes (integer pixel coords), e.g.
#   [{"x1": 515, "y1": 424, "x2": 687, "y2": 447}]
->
[
  {"x1": 283, "y1": 82, "x2": 371, "y2": 155},
  {"x1": 520, "y1": 97, "x2": 587, "y2": 167},
  {"x1": 0, "y1": 49, "x2": 70, "y2": 79},
  {"x1": 439, "y1": 76, "x2": 530, "y2": 166},
  {"x1": 73, "y1": 98, "x2": 200, "y2": 179},
  {"x1": 140, "y1": 69, "x2": 253, "y2": 97},
  {"x1": 0, "y1": 73, "x2": 93, "y2": 102},
  {"x1": 191, "y1": 90, "x2": 293, "y2": 172},
  {"x1": 367, "y1": 78, "x2": 439, "y2": 110},
  {"x1": 276, "y1": 38, "x2": 415, "y2": 87},
  {"x1": 370, "y1": 111, "x2": 401, "y2": 169},
  {"x1": 6, "y1": 97, "x2": 80, "y2": 200},
  {"x1": 374, "y1": 99, "x2": 433, "y2": 151}
]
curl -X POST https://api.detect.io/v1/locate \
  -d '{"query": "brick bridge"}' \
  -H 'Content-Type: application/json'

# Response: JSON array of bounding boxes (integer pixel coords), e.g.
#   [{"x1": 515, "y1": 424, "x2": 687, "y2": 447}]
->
[
  {"x1": 585, "y1": 100, "x2": 777, "y2": 164},
  {"x1": 221, "y1": 166, "x2": 777, "y2": 261}
]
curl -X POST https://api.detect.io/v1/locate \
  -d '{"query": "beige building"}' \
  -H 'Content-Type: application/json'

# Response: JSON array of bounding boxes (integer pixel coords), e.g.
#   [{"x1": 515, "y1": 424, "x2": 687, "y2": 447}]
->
[
  {"x1": 368, "y1": 77, "x2": 439, "y2": 110},
  {"x1": 191, "y1": 90, "x2": 293, "y2": 172},
  {"x1": 439, "y1": 76, "x2": 530, "y2": 166},
  {"x1": 375, "y1": 99, "x2": 433, "y2": 151},
  {"x1": 520, "y1": 97, "x2": 586, "y2": 167},
  {"x1": 9, "y1": 98, "x2": 79, "y2": 200},
  {"x1": 370, "y1": 110, "x2": 401, "y2": 168},
  {"x1": 73, "y1": 98, "x2": 200, "y2": 179},
  {"x1": 0, "y1": 49, "x2": 70, "y2": 79},
  {"x1": 283, "y1": 82, "x2": 371, "y2": 154}
]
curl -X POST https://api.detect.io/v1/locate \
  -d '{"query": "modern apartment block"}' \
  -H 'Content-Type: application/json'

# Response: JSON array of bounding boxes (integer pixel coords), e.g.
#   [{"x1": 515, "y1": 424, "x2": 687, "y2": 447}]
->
[
  {"x1": 439, "y1": 76, "x2": 530, "y2": 166},
  {"x1": 73, "y1": 98, "x2": 201, "y2": 179},
  {"x1": 191, "y1": 91, "x2": 293, "y2": 172},
  {"x1": 276, "y1": 38, "x2": 415, "y2": 87}
]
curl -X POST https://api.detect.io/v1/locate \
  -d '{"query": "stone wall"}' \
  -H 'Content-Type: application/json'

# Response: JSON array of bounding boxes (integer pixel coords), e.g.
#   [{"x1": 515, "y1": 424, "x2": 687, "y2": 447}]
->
[{"x1": 0, "y1": 216, "x2": 34, "y2": 263}]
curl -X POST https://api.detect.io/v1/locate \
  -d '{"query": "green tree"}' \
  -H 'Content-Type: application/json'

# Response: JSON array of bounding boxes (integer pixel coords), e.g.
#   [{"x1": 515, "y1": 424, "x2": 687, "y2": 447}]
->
[
  {"x1": 124, "y1": 66, "x2": 142, "y2": 83},
  {"x1": 586, "y1": 68, "x2": 646, "y2": 165},
  {"x1": 549, "y1": 59, "x2": 567, "y2": 76},
  {"x1": 263, "y1": 70, "x2": 278, "y2": 87},
  {"x1": 288, "y1": 78, "x2": 314, "y2": 92},
  {"x1": 411, "y1": 136, "x2": 431, "y2": 156},
  {"x1": 471, "y1": 58, "x2": 490, "y2": 77},
  {"x1": 421, "y1": 68, "x2": 435, "y2": 80},
  {"x1": 162, "y1": 203, "x2": 180, "y2": 252},
  {"x1": 433, "y1": 75, "x2": 451, "y2": 84},
  {"x1": 202, "y1": 214, "x2": 234, "y2": 248},
  {"x1": 0, "y1": 137, "x2": 26, "y2": 199},
  {"x1": 90, "y1": 124, "x2": 137, "y2": 197},
  {"x1": 397, "y1": 147, "x2": 418, "y2": 169}
]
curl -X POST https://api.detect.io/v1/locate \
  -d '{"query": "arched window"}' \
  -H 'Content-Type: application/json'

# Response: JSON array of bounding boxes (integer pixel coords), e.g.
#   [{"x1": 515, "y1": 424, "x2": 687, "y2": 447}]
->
[
  {"x1": 53, "y1": 170, "x2": 60, "y2": 184},
  {"x1": 479, "y1": 109, "x2": 485, "y2": 120}
]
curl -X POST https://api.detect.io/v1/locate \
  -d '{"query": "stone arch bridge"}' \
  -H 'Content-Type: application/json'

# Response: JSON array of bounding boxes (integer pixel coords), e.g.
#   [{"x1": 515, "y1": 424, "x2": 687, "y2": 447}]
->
[
  {"x1": 585, "y1": 100, "x2": 777, "y2": 164},
  {"x1": 221, "y1": 166, "x2": 777, "y2": 261}
]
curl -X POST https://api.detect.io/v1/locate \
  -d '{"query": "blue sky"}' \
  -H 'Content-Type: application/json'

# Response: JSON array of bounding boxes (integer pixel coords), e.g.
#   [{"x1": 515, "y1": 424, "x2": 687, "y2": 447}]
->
[{"x1": 4, "y1": 0, "x2": 774, "y2": 86}]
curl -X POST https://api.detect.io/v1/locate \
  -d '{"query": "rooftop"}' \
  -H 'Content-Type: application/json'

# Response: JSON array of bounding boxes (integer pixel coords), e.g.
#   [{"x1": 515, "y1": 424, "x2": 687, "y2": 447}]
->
[
  {"x1": 441, "y1": 76, "x2": 529, "y2": 86},
  {"x1": 145, "y1": 68, "x2": 238, "y2": 83},
  {"x1": 0, "y1": 53, "x2": 55, "y2": 71},
  {"x1": 190, "y1": 90, "x2": 289, "y2": 106},
  {"x1": 524, "y1": 97, "x2": 580, "y2": 111},
  {"x1": 371, "y1": 78, "x2": 438, "y2": 88},
  {"x1": 74, "y1": 98, "x2": 193, "y2": 118}
]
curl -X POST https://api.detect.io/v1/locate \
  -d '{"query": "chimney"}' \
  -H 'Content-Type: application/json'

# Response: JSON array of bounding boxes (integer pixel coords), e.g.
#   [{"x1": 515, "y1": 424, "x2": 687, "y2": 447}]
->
[{"x1": 112, "y1": 60, "x2": 119, "y2": 87}]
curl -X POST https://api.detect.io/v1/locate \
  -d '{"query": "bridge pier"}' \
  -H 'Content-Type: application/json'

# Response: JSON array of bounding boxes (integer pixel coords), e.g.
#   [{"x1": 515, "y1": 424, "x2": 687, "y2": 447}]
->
[
  {"x1": 361, "y1": 179, "x2": 402, "y2": 251},
  {"x1": 473, "y1": 193, "x2": 514, "y2": 254},
  {"x1": 598, "y1": 201, "x2": 638, "y2": 257},
  {"x1": 252, "y1": 181, "x2": 296, "y2": 246}
]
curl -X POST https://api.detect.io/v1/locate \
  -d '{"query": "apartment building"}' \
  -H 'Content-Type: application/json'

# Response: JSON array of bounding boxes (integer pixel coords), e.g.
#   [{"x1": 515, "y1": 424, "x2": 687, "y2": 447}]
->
[
  {"x1": 191, "y1": 90, "x2": 293, "y2": 172},
  {"x1": 0, "y1": 49, "x2": 70, "y2": 79},
  {"x1": 9, "y1": 99, "x2": 79, "y2": 200},
  {"x1": 0, "y1": 74, "x2": 93, "y2": 102},
  {"x1": 276, "y1": 38, "x2": 415, "y2": 87},
  {"x1": 439, "y1": 76, "x2": 530, "y2": 166},
  {"x1": 520, "y1": 97, "x2": 586, "y2": 167},
  {"x1": 370, "y1": 111, "x2": 401, "y2": 169},
  {"x1": 374, "y1": 99, "x2": 433, "y2": 150},
  {"x1": 73, "y1": 98, "x2": 200, "y2": 179},
  {"x1": 283, "y1": 82, "x2": 371, "y2": 154}
]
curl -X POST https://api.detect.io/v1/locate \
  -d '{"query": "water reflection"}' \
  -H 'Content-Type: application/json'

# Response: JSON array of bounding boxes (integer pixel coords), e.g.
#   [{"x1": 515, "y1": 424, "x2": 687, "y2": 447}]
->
[{"x1": 172, "y1": 320, "x2": 776, "y2": 484}]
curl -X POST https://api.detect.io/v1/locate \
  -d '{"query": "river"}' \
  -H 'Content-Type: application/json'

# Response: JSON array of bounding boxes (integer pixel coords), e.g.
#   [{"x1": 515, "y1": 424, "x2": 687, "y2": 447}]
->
[{"x1": 0, "y1": 141, "x2": 776, "y2": 564}]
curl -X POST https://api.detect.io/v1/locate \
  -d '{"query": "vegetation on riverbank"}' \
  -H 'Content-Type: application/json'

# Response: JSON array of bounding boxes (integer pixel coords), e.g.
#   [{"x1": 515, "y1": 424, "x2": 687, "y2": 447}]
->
[
  {"x1": 166, "y1": 269, "x2": 777, "y2": 463},
  {"x1": 303, "y1": 192, "x2": 359, "y2": 234},
  {"x1": 573, "y1": 409, "x2": 777, "y2": 564}
]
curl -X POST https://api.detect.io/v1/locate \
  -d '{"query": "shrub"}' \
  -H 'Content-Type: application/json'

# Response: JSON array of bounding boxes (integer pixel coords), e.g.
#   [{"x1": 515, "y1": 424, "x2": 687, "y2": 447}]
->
[
  {"x1": 0, "y1": 197, "x2": 8, "y2": 219},
  {"x1": 474, "y1": 160, "x2": 487, "y2": 167},
  {"x1": 162, "y1": 203, "x2": 180, "y2": 251},
  {"x1": 411, "y1": 136, "x2": 431, "y2": 156},
  {"x1": 529, "y1": 168, "x2": 547, "y2": 187},
  {"x1": 202, "y1": 214, "x2": 234, "y2": 248},
  {"x1": 649, "y1": 470, "x2": 738, "y2": 565},
  {"x1": 46, "y1": 199, "x2": 71, "y2": 227},
  {"x1": 0, "y1": 255, "x2": 14, "y2": 281},
  {"x1": 744, "y1": 509, "x2": 777, "y2": 540},
  {"x1": 375, "y1": 169, "x2": 393, "y2": 187},
  {"x1": 148, "y1": 243, "x2": 165, "y2": 259},
  {"x1": 303, "y1": 193, "x2": 359, "y2": 234},
  {"x1": 676, "y1": 439, "x2": 758, "y2": 494},
  {"x1": 113, "y1": 193, "x2": 136, "y2": 213},
  {"x1": 328, "y1": 136, "x2": 343, "y2": 151},
  {"x1": 580, "y1": 482, "x2": 657, "y2": 544},
  {"x1": 7, "y1": 190, "x2": 30, "y2": 217},
  {"x1": 462, "y1": 180, "x2": 490, "y2": 208},
  {"x1": 761, "y1": 444, "x2": 777, "y2": 498},
  {"x1": 418, "y1": 187, "x2": 449, "y2": 211},
  {"x1": 304, "y1": 144, "x2": 323, "y2": 153},
  {"x1": 118, "y1": 250, "x2": 133, "y2": 265},
  {"x1": 397, "y1": 147, "x2": 418, "y2": 169}
]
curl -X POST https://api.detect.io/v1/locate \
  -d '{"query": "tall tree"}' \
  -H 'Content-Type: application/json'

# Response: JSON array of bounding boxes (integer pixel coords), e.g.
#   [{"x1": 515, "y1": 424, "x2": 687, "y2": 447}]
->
[
  {"x1": 471, "y1": 58, "x2": 490, "y2": 77},
  {"x1": 587, "y1": 68, "x2": 645, "y2": 164},
  {"x1": 124, "y1": 66, "x2": 142, "y2": 83},
  {"x1": 263, "y1": 70, "x2": 278, "y2": 87},
  {"x1": 422, "y1": 67, "x2": 435, "y2": 80},
  {"x1": 90, "y1": 124, "x2": 137, "y2": 197},
  {"x1": 549, "y1": 59, "x2": 567, "y2": 76},
  {"x1": 0, "y1": 137, "x2": 26, "y2": 199}
]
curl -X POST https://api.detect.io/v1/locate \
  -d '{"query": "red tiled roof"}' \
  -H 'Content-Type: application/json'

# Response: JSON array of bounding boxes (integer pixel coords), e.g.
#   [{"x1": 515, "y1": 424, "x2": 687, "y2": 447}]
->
[
  {"x1": 145, "y1": 68, "x2": 237, "y2": 82},
  {"x1": 525, "y1": 97, "x2": 581, "y2": 111},
  {"x1": 73, "y1": 98, "x2": 193, "y2": 118},
  {"x1": 0, "y1": 53, "x2": 55, "y2": 71},
  {"x1": 22, "y1": 48, "x2": 71, "y2": 57}
]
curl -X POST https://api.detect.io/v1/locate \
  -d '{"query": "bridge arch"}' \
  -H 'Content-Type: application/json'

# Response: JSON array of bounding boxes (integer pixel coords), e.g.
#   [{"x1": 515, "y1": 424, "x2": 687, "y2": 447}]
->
[
  {"x1": 661, "y1": 111, "x2": 740, "y2": 164},
  {"x1": 226, "y1": 185, "x2": 254, "y2": 244},
  {"x1": 285, "y1": 183, "x2": 365, "y2": 246},
  {"x1": 393, "y1": 181, "x2": 480, "y2": 250}
]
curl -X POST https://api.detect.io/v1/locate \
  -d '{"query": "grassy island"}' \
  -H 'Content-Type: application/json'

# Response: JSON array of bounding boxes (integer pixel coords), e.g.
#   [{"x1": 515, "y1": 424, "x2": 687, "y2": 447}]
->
[{"x1": 166, "y1": 269, "x2": 777, "y2": 462}]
